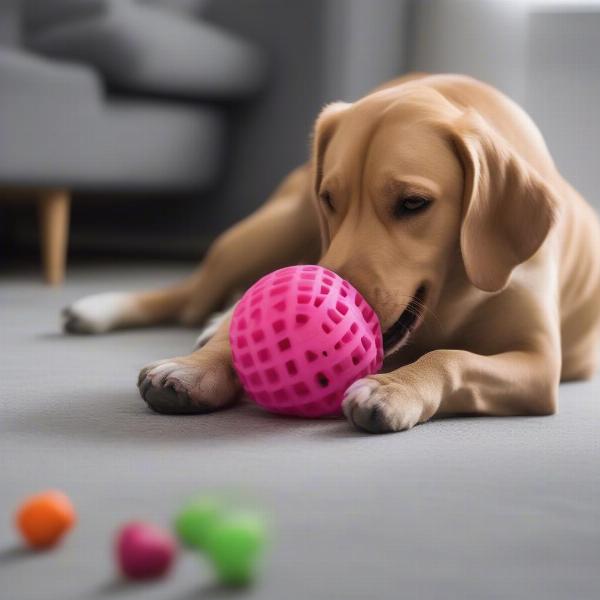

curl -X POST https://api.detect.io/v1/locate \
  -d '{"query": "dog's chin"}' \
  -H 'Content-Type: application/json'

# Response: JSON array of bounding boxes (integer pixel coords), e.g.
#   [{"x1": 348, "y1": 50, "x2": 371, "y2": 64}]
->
[{"x1": 382, "y1": 285, "x2": 428, "y2": 356}]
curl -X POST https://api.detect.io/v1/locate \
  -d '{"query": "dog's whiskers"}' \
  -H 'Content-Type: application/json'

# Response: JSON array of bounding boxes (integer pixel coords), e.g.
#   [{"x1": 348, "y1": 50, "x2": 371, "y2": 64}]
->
[{"x1": 400, "y1": 293, "x2": 442, "y2": 330}]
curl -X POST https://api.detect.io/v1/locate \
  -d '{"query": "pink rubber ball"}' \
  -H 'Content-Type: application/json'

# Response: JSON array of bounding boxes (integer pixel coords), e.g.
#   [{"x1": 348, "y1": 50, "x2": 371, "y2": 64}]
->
[
  {"x1": 115, "y1": 522, "x2": 177, "y2": 580},
  {"x1": 230, "y1": 265, "x2": 383, "y2": 417}
]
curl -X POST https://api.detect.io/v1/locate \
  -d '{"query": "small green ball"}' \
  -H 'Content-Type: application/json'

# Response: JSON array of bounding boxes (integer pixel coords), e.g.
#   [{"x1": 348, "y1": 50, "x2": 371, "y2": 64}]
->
[
  {"x1": 205, "y1": 513, "x2": 266, "y2": 586},
  {"x1": 174, "y1": 497, "x2": 222, "y2": 549}
]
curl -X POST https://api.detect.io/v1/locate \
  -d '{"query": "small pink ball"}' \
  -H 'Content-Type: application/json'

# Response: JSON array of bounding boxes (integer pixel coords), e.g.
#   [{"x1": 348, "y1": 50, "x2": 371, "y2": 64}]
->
[
  {"x1": 230, "y1": 265, "x2": 383, "y2": 417},
  {"x1": 115, "y1": 522, "x2": 177, "y2": 580}
]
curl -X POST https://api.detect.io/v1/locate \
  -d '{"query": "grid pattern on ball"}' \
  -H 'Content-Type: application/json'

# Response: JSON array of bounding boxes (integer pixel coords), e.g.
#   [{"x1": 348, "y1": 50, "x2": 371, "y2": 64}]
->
[{"x1": 230, "y1": 265, "x2": 384, "y2": 417}]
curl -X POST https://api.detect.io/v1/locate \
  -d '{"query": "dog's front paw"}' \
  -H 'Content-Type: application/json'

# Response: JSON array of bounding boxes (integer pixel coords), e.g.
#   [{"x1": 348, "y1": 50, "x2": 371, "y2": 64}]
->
[
  {"x1": 137, "y1": 350, "x2": 241, "y2": 415},
  {"x1": 342, "y1": 377, "x2": 425, "y2": 433}
]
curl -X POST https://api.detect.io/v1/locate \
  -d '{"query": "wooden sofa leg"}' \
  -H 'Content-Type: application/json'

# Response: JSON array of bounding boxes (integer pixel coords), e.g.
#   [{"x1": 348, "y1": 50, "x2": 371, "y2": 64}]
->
[{"x1": 38, "y1": 189, "x2": 70, "y2": 285}]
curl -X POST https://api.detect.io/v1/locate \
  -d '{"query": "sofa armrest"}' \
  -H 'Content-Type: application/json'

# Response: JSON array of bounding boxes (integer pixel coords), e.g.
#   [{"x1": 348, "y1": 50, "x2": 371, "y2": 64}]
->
[
  {"x1": 0, "y1": 47, "x2": 101, "y2": 101},
  {"x1": 25, "y1": 0, "x2": 267, "y2": 101}
]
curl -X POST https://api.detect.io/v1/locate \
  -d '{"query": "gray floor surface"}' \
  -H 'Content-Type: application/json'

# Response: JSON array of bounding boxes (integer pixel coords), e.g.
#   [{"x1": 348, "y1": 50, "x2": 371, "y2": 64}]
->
[{"x1": 1, "y1": 262, "x2": 599, "y2": 600}]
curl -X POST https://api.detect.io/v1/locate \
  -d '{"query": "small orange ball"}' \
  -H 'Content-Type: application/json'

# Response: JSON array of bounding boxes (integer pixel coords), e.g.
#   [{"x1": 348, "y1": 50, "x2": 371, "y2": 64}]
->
[{"x1": 15, "y1": 490, "x2": 76, "y2": 549}]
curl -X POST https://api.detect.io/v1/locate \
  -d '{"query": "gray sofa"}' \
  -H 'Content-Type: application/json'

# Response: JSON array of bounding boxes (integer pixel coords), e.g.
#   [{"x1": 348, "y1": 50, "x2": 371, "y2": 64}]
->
[
  {"x1": 0, "y1": 0, "x2": 266, "y2": 283},
  {"x1": 1, "y1": 0, "x2": 409, "y2": 281},
  {"x1": 0, "y1": 0, "x2": 266, "y2": 190}
]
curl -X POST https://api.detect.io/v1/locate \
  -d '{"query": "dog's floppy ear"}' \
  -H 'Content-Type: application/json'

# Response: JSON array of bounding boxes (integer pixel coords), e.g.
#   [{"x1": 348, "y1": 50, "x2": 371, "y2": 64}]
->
[
  {"x1": 450, "y1": 111, "x2": 560, "y2": 292},
  {"x1": 312, "y1": 102, "x2": 350, "y2": 252}
]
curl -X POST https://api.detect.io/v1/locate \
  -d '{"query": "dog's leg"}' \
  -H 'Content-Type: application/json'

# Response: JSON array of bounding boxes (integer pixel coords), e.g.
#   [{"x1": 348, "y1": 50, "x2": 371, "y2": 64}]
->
[
  {"x1": 177, "y1": 166, "x2": 319, "y2": 327},
  {"x1": 137, "y1": 313, "x2": 240, "y2": 414},
  {"x1": 63, "y1": 166, "x2": 319, "y2": 334},
  {"x1": 62, "y1": 284, "x2": 194, "y2": 334},
  {"x1": 193, "y1": 303, "x2": 236, "y2": 350},
  {"x1": 342, "y1": 349, "x2": 560, "y2": 433}
]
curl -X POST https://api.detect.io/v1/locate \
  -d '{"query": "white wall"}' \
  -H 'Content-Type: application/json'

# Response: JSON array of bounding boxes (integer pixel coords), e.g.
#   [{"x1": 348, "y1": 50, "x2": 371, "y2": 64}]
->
[
  {"x1": 408, "y1": 0, "x2": 600, "y2": 209},
  {"x1": 324, "y1": 0, "x2": 409, "y2": 101},
  {"x1": 527, "y1": 7, "x2": 600, "y2": 207},
  {"x1": 409, "y1": 0, "x2": 529, "y2": 103}
]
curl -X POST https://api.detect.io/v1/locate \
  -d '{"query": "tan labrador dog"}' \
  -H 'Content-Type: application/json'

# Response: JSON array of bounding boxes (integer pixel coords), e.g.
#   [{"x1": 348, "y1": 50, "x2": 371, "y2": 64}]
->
[{"x1": 63, "y1": 73, "x2": 600, "y2": 433}]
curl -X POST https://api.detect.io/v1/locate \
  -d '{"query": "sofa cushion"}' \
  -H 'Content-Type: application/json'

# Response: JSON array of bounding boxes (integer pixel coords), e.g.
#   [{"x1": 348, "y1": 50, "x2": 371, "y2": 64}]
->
[
  {"x1": 0, "y1": 47, "x2": 101, "y2": 102},
  {"x1": 21, "y1": 0, "x2": 107, "y2": 33},
  {"x1": 26, "y1": 0, "x2": 267, "y2": 101},
  {"x1": 0, "y1": 92, "x2": 226, "y2": 191},
  {"x1": 0, "y1": 47, "x2": 225, "y2": 190},
  {"x1": 139, "y1": 0, "x2": 210, "y2": 14}
]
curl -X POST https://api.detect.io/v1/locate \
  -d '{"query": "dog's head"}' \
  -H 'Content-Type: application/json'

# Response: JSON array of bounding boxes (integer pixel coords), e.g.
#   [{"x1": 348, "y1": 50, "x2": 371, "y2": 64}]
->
[{"x1": 313, "y1": 84, "x2": 559, "y2": 355}]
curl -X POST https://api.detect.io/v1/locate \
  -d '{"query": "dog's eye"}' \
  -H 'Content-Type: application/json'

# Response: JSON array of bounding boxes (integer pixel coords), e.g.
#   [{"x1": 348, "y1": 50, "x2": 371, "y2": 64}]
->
[
  {"x1": 393, "y1": 195, "x2": 431, "y2": 219},
  {"x1": 320, "y1": 191, "x2": 335, "y2": 212}
]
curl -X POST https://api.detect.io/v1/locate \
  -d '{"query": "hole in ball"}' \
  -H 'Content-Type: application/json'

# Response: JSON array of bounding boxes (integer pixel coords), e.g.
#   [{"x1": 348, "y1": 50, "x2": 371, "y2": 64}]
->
[{"x1": 316, "y1": 372, "x2": 329, "y2": 388}]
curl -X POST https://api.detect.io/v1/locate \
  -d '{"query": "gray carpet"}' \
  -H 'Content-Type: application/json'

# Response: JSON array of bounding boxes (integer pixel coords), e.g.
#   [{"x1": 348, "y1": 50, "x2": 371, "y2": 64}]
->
[{"x1": 1, "y1": 262, "x2": 599, "y2": 600}]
